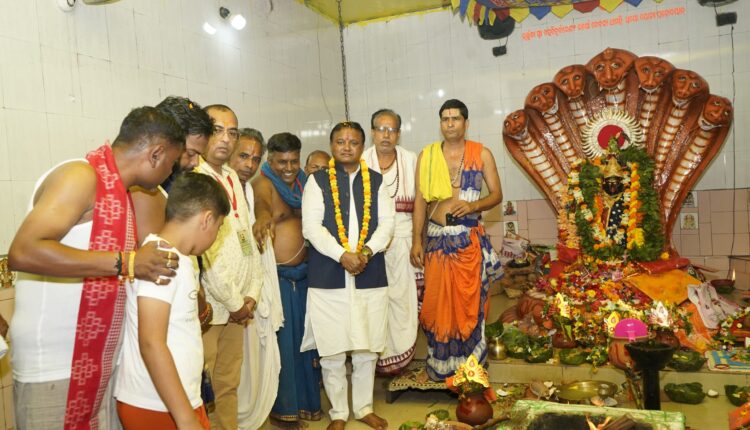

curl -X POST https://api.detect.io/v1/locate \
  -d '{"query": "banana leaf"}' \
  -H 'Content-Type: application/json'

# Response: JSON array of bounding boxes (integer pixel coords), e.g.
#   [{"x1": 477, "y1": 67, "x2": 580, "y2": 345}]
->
[
  {"x1": 486, "y1": 321, "x2": 504, "y2": 340},
  {"x1": 559, "y1": 348, "x2": 587, "y2": 365},
  {"x1": 525, "y1": 336, "x2": 553, "y2": 363},
  {"x1": 502, "y1": 326, "x2": 529, "y2": 359},
  {"x1": 664, "y1": 383, "x2": 706, "y2": 404},
  {"x1": 668, "y1": 349, "x2": 707, "y2": 372},
  {"x1": 725, "y1": 385, "x2": 750, "y2": 407}
]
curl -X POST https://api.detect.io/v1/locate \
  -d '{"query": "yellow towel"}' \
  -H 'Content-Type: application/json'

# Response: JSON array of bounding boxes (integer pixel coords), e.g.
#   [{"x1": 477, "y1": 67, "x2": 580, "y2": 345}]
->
[{"x1": 419, "y1": 142, "x2": 453, "y2": 202}]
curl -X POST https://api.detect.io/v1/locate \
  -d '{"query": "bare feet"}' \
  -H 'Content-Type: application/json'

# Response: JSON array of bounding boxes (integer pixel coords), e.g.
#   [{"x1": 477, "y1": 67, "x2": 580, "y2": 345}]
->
[
  {"x1": 414, "y1": 368, "x2": 430, "y2": 384},
  {"x1": 358, "y1": 413, "x2": 388, "y2": 430},
  {"x1": 270, "y1": 416, "x2": 309, "y2": 430},
  {"x1": 326, "y1": 419, "x2": 346, "y2": 430}
]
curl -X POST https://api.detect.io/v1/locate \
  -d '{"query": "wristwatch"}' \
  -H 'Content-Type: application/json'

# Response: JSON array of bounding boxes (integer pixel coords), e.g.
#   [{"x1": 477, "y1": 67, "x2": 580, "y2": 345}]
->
[{"x1": 361, "y1": 246, "x2": 373, "y2": 260}]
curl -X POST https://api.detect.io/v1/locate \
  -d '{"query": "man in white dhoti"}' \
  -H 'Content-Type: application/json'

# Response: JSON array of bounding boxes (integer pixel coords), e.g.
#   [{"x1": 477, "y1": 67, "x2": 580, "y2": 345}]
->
[
  {"x1": 229, "y1": 129, "x2": 285, "y2": 430},
  {"x1": 362, "y1": 109, "x2": 420, "y2": 376},
  {"x1": 301, "y1": 121, "x2": 394, "y2": 430}
]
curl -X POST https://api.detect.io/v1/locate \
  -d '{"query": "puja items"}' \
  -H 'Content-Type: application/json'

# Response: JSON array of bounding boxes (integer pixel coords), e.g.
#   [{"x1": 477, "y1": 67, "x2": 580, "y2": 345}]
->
[
  {"x1": 626, "y1": 341, "x2": 677, "y2": 410},
  {"x1": 445, "y1": 355, "x2": 494, "y2": 426},
  {"x1": 608, "y1": 319, "x2": 649, "y2": 370}
]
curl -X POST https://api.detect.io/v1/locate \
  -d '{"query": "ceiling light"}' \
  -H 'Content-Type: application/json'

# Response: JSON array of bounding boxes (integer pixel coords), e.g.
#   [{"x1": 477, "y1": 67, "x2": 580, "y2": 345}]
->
[
  {"x1": 231, "y1": 14, "x2": 247, "y2": 30},
  {"x1": 203, "y1": 22, "x2": 217, "y2": 35}
]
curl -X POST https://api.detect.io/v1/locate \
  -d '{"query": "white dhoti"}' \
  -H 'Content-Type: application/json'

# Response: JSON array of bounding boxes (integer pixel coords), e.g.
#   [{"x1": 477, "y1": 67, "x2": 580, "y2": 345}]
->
[
  {"x1": 237, "y1": 237, "x2": 284, "y2": 430},
  {"x1": 362, "y1": 145, "x2": 419, "y2": 375},
  {"x1": 377, "y1": 236, "x2": 419, "y2": 374},
  {"x1": 301, "y1": 281, "x2": 387, "y2": 421}
]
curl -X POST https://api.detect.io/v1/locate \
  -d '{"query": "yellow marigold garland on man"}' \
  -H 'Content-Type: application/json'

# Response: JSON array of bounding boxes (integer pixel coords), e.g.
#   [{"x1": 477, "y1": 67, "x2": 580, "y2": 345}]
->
[{"x1": 301, "y1": 121, "x2": 395, "y2": 430}]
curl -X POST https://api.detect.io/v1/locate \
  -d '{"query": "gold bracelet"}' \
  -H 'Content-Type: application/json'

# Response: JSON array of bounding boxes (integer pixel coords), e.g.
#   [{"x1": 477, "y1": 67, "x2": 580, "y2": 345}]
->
[{"x1": 128, "y1": 251, "x2": 136, "y2": 283}]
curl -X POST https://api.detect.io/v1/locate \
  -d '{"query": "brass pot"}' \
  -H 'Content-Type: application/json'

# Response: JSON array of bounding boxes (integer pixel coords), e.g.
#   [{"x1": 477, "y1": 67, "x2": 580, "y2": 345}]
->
[{"x1": 487, "y1": 336, "x2": 507, "y2": 360}]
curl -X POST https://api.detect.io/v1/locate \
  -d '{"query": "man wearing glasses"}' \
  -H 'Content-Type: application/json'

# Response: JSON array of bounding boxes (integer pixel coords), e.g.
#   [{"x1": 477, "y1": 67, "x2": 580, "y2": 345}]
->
[
  {"x1": 361, "y1": 109, "x2": 420, "y2": 376},
  {"x1": 196, "y1": 104, "x2": 263, "y2": 430}
]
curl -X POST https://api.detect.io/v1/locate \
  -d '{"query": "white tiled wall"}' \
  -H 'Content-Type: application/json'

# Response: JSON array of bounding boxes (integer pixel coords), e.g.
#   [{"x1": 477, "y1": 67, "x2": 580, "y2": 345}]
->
[
  {"x1": 0, "y1": 0, "x2": 346, "y2": 253},
  {"x1": 343, "y1": 0, "x2": 750, "y2": 202}
]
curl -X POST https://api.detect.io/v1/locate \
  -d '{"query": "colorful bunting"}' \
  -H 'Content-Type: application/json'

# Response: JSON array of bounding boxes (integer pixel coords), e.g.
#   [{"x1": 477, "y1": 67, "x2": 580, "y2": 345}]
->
[
  {"x1": 530, "y1": 6, "x2": 552, "y2": 20},
  {"x1": 573, "y1": 1, "x2": 599, "y2": 13},
  {"x1": 495, "y1": 8, "x2": 511, "y2": 21},
  {"x1": 459, "y1": 0, "x2": 470, "y2": 18},
  {"x1": 551, "y1": 4, "x2": 575, "y2": 18},
  {"x1": 599, "y1": 0, "x2": 624, "y2": 13},
  {"x1": 509, "y1": 6, "x2": 531, "y2": 22},
  {"x1": 456, "y1": 0, "x2": 667, "y2": 24}
]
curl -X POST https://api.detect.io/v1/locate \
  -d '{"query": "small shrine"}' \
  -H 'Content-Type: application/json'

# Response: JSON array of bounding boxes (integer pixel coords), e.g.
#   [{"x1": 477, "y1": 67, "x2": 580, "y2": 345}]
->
[{"x1": 498, "y1": 47, "x2": 740, "y2": 365}]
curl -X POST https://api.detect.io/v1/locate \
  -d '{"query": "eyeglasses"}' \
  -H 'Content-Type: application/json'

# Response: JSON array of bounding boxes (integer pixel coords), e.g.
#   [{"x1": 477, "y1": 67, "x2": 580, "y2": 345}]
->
[
  {"x1": 212, "y1": 125, "x2": 239, "y2": 141},
  {"x1": 373, "y1": 125, "x2": 399, "y2": 134}
]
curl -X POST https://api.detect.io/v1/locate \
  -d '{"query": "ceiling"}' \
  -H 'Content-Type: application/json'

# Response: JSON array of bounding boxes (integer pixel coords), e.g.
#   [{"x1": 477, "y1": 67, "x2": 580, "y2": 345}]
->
[{"x1": 300, "y1": 0, "x2": 452, "y2": 25}]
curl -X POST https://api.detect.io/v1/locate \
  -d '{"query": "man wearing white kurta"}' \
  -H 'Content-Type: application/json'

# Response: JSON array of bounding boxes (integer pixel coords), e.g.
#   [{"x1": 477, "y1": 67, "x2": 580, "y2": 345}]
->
[
  {"x1": 362, "y1": 109, "x2": 420, "y2": 375},
  {"x1": 229, "y1": 130, "x2": 285, "y2": 430},
  {"x1": 301, "y1": 121, "x2": 394, "y2": 430},
  {"x1": 196, "y1": 106, "x2": 263, "y2": 430}
]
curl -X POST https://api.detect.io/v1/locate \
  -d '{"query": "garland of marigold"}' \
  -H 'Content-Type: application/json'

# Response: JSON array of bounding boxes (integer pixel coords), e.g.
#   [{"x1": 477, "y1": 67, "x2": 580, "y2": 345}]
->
[
  {"x1": 570, "y1": 145, "x2": 663, "y2": 262},
  {"x1": 329, "y1": 157, "x2": 372, "y2": 253},
  {"x1": 625, "y1": 162, "x2": 645, "y2": 250}
]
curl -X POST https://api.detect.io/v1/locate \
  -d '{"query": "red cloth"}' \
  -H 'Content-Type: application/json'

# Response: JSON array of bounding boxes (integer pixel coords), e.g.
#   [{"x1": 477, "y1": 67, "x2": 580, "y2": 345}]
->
[
  {"x1": 556, "y1": 245, "x2": 579, "y2": 264},
  {"x1": 64, "y1": 144, "x2": 137, "y2": 429},
  {"x1": 636, "y1": 256, "x2": 690, "y2": 274}
]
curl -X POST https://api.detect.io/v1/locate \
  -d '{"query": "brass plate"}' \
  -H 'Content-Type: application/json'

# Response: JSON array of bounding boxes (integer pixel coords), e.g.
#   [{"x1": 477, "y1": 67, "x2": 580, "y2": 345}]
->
[{"x1": 558, "y1": 380, "x2": 618, "y2": 401}]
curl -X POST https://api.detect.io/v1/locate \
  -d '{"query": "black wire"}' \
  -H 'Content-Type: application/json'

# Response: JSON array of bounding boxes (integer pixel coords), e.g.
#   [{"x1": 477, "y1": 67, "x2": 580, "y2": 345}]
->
[
  {"x1": 727, "y1": 23, "x2": 737, "y2": 275},
  {"x1": 711, "y1": 1, "x2": 737, "y2": 277}
]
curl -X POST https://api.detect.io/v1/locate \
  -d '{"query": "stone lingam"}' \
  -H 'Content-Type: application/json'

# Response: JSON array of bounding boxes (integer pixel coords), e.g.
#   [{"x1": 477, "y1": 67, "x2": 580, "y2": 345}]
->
[{"x1": 626, "y1": 340, "x2": 677, "y2": 410}]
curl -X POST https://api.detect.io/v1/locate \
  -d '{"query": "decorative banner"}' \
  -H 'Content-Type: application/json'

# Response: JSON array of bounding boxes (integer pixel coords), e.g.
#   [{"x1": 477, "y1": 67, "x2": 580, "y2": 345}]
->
[{"x1": 455, "y1": 0, "x2": 666, "y2": 23}]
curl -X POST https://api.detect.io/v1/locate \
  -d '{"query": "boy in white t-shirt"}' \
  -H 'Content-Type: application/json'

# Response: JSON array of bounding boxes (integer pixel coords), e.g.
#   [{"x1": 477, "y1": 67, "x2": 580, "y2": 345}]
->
[{"x1": 115, "y1": 172, "x2": 230, "y2": 430}]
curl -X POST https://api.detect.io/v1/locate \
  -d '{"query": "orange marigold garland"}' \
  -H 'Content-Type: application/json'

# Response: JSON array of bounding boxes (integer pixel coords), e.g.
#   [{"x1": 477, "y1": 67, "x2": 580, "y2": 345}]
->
[
  {"x1": 329, "y1": 157, "x2": 372, "y2": 252},
  {"x1": 571, "y1": 144, "x2": 663, "y2": 262}
]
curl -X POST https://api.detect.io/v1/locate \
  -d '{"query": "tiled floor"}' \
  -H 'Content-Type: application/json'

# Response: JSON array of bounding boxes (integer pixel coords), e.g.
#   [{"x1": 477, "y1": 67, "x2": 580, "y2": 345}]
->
[
  {"x1": 258, "y1": 374, "x2": 737, "y2": 430},
  {"x1": 259, "y1": 291, "x2": 744, "y2": 430}
]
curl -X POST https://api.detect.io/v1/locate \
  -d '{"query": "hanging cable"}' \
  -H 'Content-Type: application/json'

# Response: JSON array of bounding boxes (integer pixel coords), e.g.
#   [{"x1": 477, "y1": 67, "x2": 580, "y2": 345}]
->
[{"x1": 336, "y1": 0, "x2": 350, "y2": 120}]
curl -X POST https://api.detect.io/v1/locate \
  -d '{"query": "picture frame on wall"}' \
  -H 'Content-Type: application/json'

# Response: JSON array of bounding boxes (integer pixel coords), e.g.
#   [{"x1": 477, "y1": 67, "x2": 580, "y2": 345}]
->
[
  {"x1": 503, "y1": 200, "x2": 517, "y2": 216},
  {"x1": 504, "y1": 220, "x2": 518, "y2": 236},
  {"x1": 680, "y1": 212, "x2": 699, "y2": 230},
  {"x1": 682, "y1": 191, "x2": 698, "y2": 208}
]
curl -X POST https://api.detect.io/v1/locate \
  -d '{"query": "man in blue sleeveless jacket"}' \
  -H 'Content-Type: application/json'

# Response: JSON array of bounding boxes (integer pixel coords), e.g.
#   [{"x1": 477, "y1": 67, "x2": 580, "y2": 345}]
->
[{"x1": 301, "y1": 121, "x2": 394, "y2": 430}]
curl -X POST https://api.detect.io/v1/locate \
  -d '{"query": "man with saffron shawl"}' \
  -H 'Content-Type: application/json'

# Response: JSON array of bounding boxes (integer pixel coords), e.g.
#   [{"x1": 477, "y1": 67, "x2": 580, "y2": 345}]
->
[
  {"x1": 411, "y1": 99, "x2": 503, "y2": 381},
  {"x1": 8, "y1": 107, "x2": 185, "y2": 429},
  {"x1": 253, "y1": 133, "x2": 322, "y2": 429},
  {"x1": 302, "y1": 122, "x2": 394, "y2": 430}
]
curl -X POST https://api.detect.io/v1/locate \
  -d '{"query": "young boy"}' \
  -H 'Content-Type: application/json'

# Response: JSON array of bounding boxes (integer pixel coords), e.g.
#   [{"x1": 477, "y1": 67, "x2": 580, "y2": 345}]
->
[{"x1": 115, "y1": 172, "x2": 230, "y2": 430}]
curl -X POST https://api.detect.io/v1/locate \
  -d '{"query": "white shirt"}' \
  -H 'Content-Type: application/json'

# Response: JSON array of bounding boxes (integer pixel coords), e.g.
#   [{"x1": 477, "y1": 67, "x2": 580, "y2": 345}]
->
[
  {"x1": 362, "y1": 146, "x2": 417, "y2": 238},
  {"x1": 115, "y1": 234, "x2": 203, "y2": 411},
  {"x1": 196, "y1": 159, "x2": 263, "y2": 324}
]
